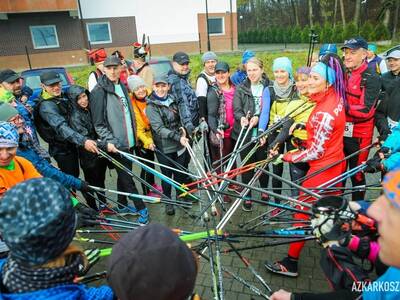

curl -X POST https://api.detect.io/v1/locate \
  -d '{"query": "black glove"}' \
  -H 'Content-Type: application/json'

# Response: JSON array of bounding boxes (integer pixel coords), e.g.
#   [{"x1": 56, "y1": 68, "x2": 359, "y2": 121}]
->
[
  {"x1": 75, "y1": 203, "x2": 98, "y2": 228},
  {"x1": 79, "y1": 181, "x2": 94, "y2": 193},
  {"x1": 378, "y1": 146, "x2": 390, "y2": 158},
  {"x1": 364, "y1": 157, "x2": 383, "y2": 173}
]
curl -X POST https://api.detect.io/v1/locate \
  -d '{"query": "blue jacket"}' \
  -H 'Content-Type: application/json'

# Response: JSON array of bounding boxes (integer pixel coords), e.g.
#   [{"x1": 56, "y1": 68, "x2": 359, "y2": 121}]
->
[
  {"x1": 168, "y1": 70, "x2": 199, "y2": 128},
  {"x1": 230, "y1": 70, "x2": 247, "y2": 86},
  {"x1": 382, "y1": 123, "x2": 400, "y2": 171},
  {"x1": 363, "y1": 267, "x2": 400, "y2": 300},
  {"x1": 17, "y1": 144, "x2": 82, "y2": 190},
  {"x1": 0, "y1": 260, "x2": 114, "y2": 300}
]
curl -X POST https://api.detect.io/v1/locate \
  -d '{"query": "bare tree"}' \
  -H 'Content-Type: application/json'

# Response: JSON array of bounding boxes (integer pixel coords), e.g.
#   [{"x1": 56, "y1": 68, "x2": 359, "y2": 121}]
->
[
  {"x1": 393, "y1": 0, "x2": 400, "y2": 40},
  {"x1": 308, "y1": 0, "x2": 313, "y2": 27},
  {"x1": 291, "y1": 0, "x2": 300, "y2": 26},
  {"x1": 333, "y1": 0, "x2": 338, "y2": 27},
  {"x1": 354, "y1": 0, "x2": 361, "y2": 27},
  {"x1": 340, "y1": 0, "x2": 346, "y2": 27}
]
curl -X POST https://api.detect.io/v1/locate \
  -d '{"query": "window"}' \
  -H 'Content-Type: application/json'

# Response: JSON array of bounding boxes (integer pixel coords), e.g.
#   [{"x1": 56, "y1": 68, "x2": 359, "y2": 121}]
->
[
  {"x1": 86, "y1": 22, "x2": 112, "y2": 44},
  {"x1": 208, "y1": 17, "x2": 224, "y2": 35},
  {"x1": 30, "y1": 25, "x2": 59, "y2": 49}
]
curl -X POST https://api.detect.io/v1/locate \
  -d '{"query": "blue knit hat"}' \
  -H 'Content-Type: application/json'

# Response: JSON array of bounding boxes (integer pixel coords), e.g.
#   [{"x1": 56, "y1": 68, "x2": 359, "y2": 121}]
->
[
  {"x1": 0, "y1": 121, "x2": 19, "y2": 148},
  {"x1": 0, "y1": 178, "x2": 77, "y2": 266},
  {"x1": 368, "y1": 44, "x2": 377, "y2": 53},
  {"x1": 311, "y1": 62, "x2": 336, "y2": 85},
  {"x1": 319, "y1": 44, "x2": 338, "y2": 57},
  {"x1": 242, "y1": 50, "x2": 255, "y2": 64},
  {"x1": 272, "y1": 57, "x2": 293, "y2": 79}
]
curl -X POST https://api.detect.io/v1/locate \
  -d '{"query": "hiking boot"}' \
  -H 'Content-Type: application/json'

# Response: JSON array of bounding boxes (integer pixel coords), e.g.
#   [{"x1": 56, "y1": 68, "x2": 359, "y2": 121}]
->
[
  {"x1": 137, "y1": 208, "x2": 149, "y2": 225},
  {"x1": 242, "y1": 200, "x2": 253, "y2": 212},
  {"x1": 264, "y1": 256, "x2": 298, "y2": 277},
  {"x1": 165, "y1": 204, "x2": 175, "y2": 216}
]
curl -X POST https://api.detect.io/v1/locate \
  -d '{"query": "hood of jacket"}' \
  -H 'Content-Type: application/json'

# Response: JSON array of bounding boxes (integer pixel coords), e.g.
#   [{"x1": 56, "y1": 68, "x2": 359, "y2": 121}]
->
[
  {"x1": 146, "y1": 92, "x2": 176, "y2": 107},
  {"x1": 67, "y1": 85, "x2": 90, "y2": 111},
  {"x1": 167, "y1": 68, "x2": 191, "y2": 82},
  {"x1": 96, "y1": 74, "x2": 117, "y2": 93}
]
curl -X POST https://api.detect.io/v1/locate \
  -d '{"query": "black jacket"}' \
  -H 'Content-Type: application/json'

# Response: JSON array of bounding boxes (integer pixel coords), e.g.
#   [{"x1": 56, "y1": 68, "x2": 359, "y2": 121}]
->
[
  {"x1": 375, "y1": 72, "x2": 400, "y2": 139},
  {"x1": 146, "y1": 93, "x2": 194, "y2": 154},
  {"x1": 90, "y1": 75, "x2": 137, "y2": 150},
  {"x1": 35, "y1": 91, "x2": 85, "y2": 156},
  {"x1": 67, "y1": 85, "x2": 106, "y2": 169},
  {"x1": 232, "y1": 75, "x2": 270, "y2": 140}
]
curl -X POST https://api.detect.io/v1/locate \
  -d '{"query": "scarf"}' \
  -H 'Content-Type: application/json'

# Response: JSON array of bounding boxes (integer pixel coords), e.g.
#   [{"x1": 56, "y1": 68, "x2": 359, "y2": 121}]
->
[
  {"x1": 2, "y1": 254, "x2": 84, "y2": 293},
  {"x1": 273, "y1": 79, "x2": 295, "y2": 99}
]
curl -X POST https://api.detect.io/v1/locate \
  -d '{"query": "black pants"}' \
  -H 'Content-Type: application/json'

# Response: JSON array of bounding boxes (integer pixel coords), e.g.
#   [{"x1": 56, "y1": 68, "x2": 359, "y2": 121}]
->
[
  {"x1": 53, "y1": 151, "x2": 80, "y2": 178},
  {"x1": 344, "y1": 137, "x2": 365, "y2": 201},
  {"x1": 135, "y1": 148, "x2": 155, "y2": 195},
  {"x1": 113, "y1": 151, "x2": 145, "y2": 210},
  {"x1": 239, "y1": 141, "x2": 269, "y2": 198},
  {"x1": 156, "y1": 150, "x2": 189, "y2": 201},
  {"x1": 81, "y1": 157, "x2": 108, "y2": 210},
  {"x1": 287, "y1": 142, "x2": 309, "y2": 197}
]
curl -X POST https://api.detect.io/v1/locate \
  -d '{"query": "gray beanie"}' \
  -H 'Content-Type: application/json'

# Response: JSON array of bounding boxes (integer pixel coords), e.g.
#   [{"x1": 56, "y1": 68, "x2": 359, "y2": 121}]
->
[
  {"x1": 0, "y1": 103, "x2": 18, "y2": 122},
  {"x1": 201, "y1": 51, "x2": 218, "y2": 64},
  {"x1": 127, "y1": 75, "x2": 146, "y2": 92}
]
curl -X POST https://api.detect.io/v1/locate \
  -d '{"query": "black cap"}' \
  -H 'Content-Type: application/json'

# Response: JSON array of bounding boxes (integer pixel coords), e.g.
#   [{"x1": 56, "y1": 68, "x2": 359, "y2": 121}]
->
[
  {"x1": 0, "y1": 69, "x2": 20, "y2": 83},
  {"x1": 341, "y1": 37, "x2": 368, "y2": 50},
  {"x1": 215, "y1": 61, "x2": 230, "y2": 72},
  {"x1": 40, "y1": 71, "x2": 62, "y2": 86},
  {"x1": 172, "y1": 51, "x2": 190, "y2": 65},
  {"x1": 103, "y1": 55, "x2": 122, "y2": 67},
  {"x1": 153, "y1": 74, "x2": 169, "y2": 84},
  {"x1": 107, "y1": 223, "x2": 197, "y2": 300}
]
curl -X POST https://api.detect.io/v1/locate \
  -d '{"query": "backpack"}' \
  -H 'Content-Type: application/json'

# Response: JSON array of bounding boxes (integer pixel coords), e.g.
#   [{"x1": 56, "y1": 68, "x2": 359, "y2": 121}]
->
[{"x1": 33, "y1": 97, "x2": 71, "y2": 144}]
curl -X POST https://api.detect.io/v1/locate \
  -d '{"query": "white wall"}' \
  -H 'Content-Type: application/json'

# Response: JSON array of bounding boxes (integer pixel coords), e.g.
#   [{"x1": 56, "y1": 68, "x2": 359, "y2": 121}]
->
[{"x1": 79, "y1": 0, "x2": 236, "y2": 44}]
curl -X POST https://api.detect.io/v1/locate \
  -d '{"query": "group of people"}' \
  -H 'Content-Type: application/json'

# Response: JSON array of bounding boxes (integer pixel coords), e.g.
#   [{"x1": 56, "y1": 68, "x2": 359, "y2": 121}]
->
[{"x1": 0, "y1": 35, "x2": 399, "y2": 299}]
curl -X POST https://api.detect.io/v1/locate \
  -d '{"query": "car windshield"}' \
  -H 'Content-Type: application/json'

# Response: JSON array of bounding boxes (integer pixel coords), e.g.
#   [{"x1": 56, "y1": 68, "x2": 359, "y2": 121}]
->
[
  {"x1": 23, "y1": 72, "x2": 68, "y2": 90},
  {"x1": 150, "y1": 61, "x2": 172, "y2": 77}
]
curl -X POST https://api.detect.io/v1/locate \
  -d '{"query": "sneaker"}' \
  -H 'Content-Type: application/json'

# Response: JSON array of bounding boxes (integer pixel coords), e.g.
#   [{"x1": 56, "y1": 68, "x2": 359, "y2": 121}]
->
[
  {"x1": 261, "y1": 193, "x2": 270, "y2": 205},
  {"x1": 270, "y1": 208, "x2": 283, "y2": 218},
  {"x1": 242, "y1": 199, "x2": 253, "y2": 212},
  {"x1": 228, "y1": 184, "x2": 243, "y2": 194},
  {"x1": 137, "y1": 208, "x2": 149, "y2": 225},
  {"x1": 264, "y1": 257, "x2": 298, "y2": 277},
  {"x1": 116, "y1": 205, "x2": 139, "y2": 216},
  {"x1": 165, "y1": 204, "x2": 175, "y2": 216},
  {"x1": 99, "y1": 204, "x2": 116, "y2": 215},
  {"x1": 223, "y1": 195, "x2": 232, "y2": 204},
  {"x1": 152, "y1": 183, "x2": 163, "y2": 193}
]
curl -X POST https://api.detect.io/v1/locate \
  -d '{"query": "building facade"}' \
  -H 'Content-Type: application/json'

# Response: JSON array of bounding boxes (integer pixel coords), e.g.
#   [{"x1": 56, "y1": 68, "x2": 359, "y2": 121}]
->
[{"x1": 0, "y1": 0, "x2": 237, "y2": 70}]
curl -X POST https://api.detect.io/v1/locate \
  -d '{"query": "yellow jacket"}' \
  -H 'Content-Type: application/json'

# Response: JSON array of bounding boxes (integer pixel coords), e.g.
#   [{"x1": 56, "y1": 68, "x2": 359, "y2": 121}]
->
[{"x1": 130, "y1": 95, "x2": 154, "y2": 149}]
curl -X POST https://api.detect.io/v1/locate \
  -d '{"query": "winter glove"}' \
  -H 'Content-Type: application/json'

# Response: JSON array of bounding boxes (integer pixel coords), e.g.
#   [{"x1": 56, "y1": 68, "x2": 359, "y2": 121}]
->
[
  {"x1": 75, "y1": 203, "x2": 98, "y2": 228},
  {"x1": 282, "y1": 151, "x2": 295, "y2": 163},
  {"x1": 377, "y1": 146, "x2": 390, "y2": 158},
  {"x1": 79, "y1": 181, "x2": 95, "y2": 193},
  {"x1": 364, "y1": 157, "x2": 384, "y2": 173},
  {"x1": 78, "y1": 249, "x2": 101, "y2": 276}
]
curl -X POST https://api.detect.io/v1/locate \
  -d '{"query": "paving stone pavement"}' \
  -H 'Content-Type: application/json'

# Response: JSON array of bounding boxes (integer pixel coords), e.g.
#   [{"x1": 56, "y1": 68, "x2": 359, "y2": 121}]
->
[{"x1": 79, "y1": 145, "x2": 381, "y2": 299}]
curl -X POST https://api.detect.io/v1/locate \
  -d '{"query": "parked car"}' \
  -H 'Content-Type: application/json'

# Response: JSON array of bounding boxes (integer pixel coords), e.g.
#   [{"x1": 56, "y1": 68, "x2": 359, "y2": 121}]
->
[
  {"x1": 21, "y1": 67, "x2": 74, "y2": 102},
  {"x1": 378, "y1": 45, "x2": 400, "y2": 58},
  {"x1": 126, "y1": 57, "x2": 173, "y2": 77}
]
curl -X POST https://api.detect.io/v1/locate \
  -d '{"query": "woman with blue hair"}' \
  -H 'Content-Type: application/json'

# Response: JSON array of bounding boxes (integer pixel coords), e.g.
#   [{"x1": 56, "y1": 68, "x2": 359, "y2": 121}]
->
[
  {"x1": 265, "y1": 59, "x2": 346, "y2": 278},
  {"x1": 262, "y1": 57, "x2": 298, "y2": 203}
]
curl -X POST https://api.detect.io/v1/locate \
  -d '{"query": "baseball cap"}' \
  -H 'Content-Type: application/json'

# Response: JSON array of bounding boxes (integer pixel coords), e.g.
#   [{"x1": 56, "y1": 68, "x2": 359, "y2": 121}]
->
[
  {"x1": 40, "y1": 71, "x2": 62, "y2": 86},
  {"x1": 215, "y1": 62, "x2": 230, "y2": 72},
  {"x1": 153, "y1": 74, "x2": 169, "y2": 84},
  {"x1": 103, "y1": 55, "x2": 122, "y2": 67},
  {"x1": 341, "y1": 37, "x2": 368, "y2": 50},
  {"x1": 0, "y1": 69, "x2": 20, "y2": 83},
  {"x1": 386, "y1": 50, "x2": 400, "y2": 59},
  {"x1": 173, "y1": 52, "x2": 190, "y2": 65}
]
